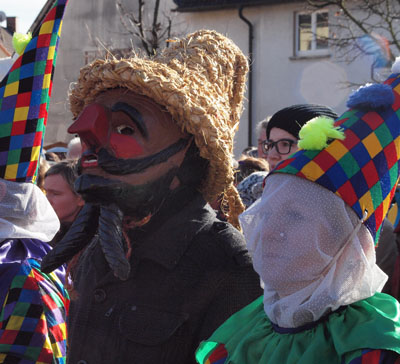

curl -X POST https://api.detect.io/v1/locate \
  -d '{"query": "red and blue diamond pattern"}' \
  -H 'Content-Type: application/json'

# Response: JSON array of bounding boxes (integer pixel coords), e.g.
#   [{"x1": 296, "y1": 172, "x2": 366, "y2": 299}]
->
[
  {"x1": 0, "y1": 259, "x2": 69, "y2": 363},
  {"x1": 274, "y1": 73, "x2": 400, "y2": 244},
  {"x1": 204, "y1": 343, "x2": 228, "y2": 364},
  {"x1": 0, "y1": 0, "x2": 68, "y2": 183}
]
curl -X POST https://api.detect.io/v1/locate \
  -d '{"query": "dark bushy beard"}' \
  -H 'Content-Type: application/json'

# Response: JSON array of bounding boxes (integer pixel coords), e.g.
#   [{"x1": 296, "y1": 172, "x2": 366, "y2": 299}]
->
[
  {"x1": 41, "y1": 169, "x2": 178, "y2": 281},
  {"x1": 75, "y1": 168, "x2": 178, "y2": 221}
]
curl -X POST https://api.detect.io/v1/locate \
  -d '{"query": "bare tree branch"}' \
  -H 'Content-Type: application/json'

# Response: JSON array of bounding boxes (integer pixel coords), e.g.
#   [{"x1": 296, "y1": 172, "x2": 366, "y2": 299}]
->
[
  {"x1": 116, "y1": 0, "x2": 174, "y2": 56},
  {"x1": 306, "y1": 0, "x2": 398, "y2": 82}
]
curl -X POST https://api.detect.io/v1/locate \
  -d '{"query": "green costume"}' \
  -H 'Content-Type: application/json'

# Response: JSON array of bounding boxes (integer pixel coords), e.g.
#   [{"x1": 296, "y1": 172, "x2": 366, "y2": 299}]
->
[{"x1": 197, "y1": 293, "x2": 400, "y2": 364}]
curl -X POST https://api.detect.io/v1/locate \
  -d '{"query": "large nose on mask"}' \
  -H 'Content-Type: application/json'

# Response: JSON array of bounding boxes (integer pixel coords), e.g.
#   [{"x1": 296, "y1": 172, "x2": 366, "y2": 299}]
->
[{"x1": 68, "y1": 104, "x2": 109, "y2": 149}]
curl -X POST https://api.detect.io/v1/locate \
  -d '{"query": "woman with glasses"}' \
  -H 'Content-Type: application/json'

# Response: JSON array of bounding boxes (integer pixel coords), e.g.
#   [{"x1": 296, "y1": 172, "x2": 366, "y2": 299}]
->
[
  {"x1": 236, "y1": 104, "x2": 338, "y2": 209},
  {"x1": 264, "y1": 104, "x2": 338, "y2": 170}
]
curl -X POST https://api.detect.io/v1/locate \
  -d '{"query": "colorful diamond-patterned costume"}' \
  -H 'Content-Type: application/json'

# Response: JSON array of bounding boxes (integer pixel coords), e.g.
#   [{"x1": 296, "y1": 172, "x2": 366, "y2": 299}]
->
[
  {"x1": 0, "y1": 0, "x2": 68, "y2": 183},
  {"x1": 0, "y1": 239, "x2": 69, "y2": 364},
  {"x1": 0, "y1": 0, "x2": 70, "y2": 363}
]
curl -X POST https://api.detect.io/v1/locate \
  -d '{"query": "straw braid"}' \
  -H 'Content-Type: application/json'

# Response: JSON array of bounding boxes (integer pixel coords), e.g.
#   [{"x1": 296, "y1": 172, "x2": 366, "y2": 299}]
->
[
  {"x1": 69, "y1": 30, "x2": 248, "y2": 230},
  {"x1": 225, "y1": 184, "x2": 246, "y2": 230}
]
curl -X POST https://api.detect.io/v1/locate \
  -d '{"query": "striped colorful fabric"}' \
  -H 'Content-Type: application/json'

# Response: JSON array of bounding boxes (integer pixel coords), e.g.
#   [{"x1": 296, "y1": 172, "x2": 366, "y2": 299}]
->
[
  {"x1": 0, "y1": 0, "x2": 68, "y2": 183},
  {"x1": 274, "y1": 73, "x2": 400, "y2": 243},
  {"x1": 0, "y1": 258, "x2": 69, "y2": 363},
  {"x1": 205, "y1": 343, "x2": 228, "y2": 364},
  {"x1": 346, "y1": 348, "x2": 400, "y2": 364}
]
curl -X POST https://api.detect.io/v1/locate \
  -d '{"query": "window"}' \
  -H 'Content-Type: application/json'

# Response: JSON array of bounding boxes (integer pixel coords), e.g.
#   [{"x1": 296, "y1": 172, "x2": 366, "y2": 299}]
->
[
  {"x1": 84, "y1": 48, "x2": 132, "y2": 65},
  {"x1": 295, "y1": 10, "x2": 330, "y2": 57}
]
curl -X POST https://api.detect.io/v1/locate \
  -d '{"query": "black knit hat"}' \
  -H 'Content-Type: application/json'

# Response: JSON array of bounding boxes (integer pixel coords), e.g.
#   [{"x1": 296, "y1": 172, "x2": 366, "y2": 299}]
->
[{"x1": 266, "y1": 104, "x2": 338, "y2": 140}]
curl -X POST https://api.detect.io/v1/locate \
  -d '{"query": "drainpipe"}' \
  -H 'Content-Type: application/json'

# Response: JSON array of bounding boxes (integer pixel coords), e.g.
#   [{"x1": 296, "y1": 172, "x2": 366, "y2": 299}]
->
[{"x1": 239, "y1": 5, "x2": 254, "y2": 147}]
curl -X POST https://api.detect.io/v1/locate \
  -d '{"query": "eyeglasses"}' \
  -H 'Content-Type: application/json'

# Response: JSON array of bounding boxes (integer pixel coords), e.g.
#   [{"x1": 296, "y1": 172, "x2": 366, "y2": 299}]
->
[{"x1": 262, "y1": 139, "x2": 297, "y2": 155}]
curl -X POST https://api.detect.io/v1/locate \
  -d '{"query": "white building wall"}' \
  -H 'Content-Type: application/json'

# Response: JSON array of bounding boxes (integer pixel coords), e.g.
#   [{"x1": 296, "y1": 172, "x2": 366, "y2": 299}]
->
[{"x1": 47, "y1": 0, "x2": 381, "y2": 158}]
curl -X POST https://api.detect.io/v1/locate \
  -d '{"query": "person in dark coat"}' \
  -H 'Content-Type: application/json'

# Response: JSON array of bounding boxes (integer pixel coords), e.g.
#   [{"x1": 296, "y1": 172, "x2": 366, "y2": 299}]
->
[{"x1": 41, "y1": 30, "x2": 262, "y2": 364}]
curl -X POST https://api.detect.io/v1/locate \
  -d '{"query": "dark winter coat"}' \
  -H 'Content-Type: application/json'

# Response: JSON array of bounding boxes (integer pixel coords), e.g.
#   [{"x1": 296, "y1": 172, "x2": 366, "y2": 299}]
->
[{"x1": 67, "y1": 191, "x2": 262, "y2": 364}]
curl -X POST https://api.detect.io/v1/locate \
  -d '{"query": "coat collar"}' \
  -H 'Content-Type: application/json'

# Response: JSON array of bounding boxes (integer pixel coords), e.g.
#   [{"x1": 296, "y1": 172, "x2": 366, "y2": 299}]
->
[{"x1": 134, "y1": 191, "x2": 216, "y2": 270}]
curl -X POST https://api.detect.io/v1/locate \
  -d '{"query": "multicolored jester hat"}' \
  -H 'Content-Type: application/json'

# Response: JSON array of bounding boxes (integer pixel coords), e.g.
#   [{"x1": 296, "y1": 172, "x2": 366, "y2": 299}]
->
[
  {"x1": 0, "y1": 0, "x2": 68, "y2": 183},
  {"x1": 274, "y1": 59, "x2": 400, "y2": 244}
]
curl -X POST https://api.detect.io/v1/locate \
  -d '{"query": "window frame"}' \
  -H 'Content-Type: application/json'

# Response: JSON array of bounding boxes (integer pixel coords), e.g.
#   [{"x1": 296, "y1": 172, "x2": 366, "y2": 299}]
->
[
  {"x1": 84, "y1": 48, "x2": 132, "y2": 65},
  {"x1": 294, "y1": 9, "x2": 330, "y2": 58}
]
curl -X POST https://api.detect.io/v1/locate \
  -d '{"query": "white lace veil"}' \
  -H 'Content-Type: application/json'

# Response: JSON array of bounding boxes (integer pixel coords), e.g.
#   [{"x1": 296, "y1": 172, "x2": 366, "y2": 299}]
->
[
  {"x1": 0, "y1": 178, "x2": 60, "y2": 242},
  {"x1": 239, "y1": 173, "x2": 387, "y2": 328}
]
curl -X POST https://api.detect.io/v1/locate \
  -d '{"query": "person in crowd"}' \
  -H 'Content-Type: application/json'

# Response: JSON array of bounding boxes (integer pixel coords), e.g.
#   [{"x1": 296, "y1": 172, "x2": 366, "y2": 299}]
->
[
  {"x1": 234, "y1": 157, "x2": 269, "y2": 186},
  {"x1": 0, "y1": 180, "x2": 69, "y2": 363},
  {"x1": 262, "y1": 103, "x2": 398, "y2": 295},
  {"x1": 241, "y1": 146, "x2": 258, "y2": 158},
  {"x1": 41, "y1": 30, "x2": 262, "y2": 364},
  {"x1": 235, "y1": 157, "x2": 269, "y2": 209},
  {"x1": 255, "y1": 119, "x2": 268, "y2": 159},
  {"x1": 264, "y1": 104, "x2": 338, "y2": 170},
  {"x1": 44, "y1": 160, "x2": 85, "y2": 247},
  {"x1": 196, "y1": 60, "x2": 400, "y2": 364},
  {"x1": 67, "y1": 136, "x2": 82, "y2": 159},
  {"x1": 45, "y1": 151, "x2": 61, "y2": 165},
  {"x1": 0, "y1": 0, "x2": 70, "y2": 362},
  {"x1": 37, "y1": 155, "x2": 51, "y2": 192},
  {"x1": 45, "y1": 147, "x2": 68, "y2": 161},
  {"x1": 244, "y1": 107, "x2": 398, "y2": 286},
  {"x1": 237, "y1": 104, "x2": 338, "y2": 209}
]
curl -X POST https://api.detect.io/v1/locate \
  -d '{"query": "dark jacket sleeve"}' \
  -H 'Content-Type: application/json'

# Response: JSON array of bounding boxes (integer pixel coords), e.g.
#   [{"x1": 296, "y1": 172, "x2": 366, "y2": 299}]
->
[
  {"x1": 376, "y1": 218, "x2": 399, "y2": 294},
  {"x1": 189, "y1": 221, "x2": 263, "y2": 362},
  {"x1": 196, "y1": 264, "x2": 262, "y2": 341}
]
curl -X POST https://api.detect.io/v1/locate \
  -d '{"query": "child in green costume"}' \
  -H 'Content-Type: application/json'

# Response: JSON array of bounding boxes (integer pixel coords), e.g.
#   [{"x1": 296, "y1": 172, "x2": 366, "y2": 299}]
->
[{"x1": 196, "y1": 58, "x2": 400, "y2": 364}]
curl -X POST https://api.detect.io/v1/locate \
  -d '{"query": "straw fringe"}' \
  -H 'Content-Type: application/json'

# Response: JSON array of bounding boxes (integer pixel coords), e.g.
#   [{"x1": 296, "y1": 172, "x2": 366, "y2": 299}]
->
[{"x1": 69, "y1": 30, "x2": 248, "y2": 230}]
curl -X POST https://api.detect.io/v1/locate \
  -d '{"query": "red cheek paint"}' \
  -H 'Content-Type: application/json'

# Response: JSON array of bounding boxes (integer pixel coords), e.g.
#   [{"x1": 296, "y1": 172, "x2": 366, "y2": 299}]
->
[{"x1": 109, "y1": 133, "x2": 144, "y2": 159}]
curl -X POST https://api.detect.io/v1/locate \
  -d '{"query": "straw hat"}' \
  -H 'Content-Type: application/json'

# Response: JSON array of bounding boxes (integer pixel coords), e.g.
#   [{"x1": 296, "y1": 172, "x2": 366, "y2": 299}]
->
[{"x1": 69, "y1": 29, "x2": 249, "y2": 229}]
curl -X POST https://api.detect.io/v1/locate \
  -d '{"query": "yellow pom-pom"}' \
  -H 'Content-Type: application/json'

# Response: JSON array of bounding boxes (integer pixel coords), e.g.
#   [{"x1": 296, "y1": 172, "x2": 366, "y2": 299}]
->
[
  {"x1": 298, "y1": 116, "x2": 344, "y2": 150},
  {"x1": 12, "y1": 32, "x2": 32, "y2": 55}
]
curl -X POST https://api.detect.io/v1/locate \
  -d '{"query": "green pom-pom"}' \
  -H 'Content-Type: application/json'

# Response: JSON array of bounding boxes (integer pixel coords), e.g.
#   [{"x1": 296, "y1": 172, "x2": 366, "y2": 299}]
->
[
  {"x1": 298, "y1": 116, "x2": 345, "y2": 150},
  {"x1": 12, "y1": 32, "x2": 32, "y2": 55}
]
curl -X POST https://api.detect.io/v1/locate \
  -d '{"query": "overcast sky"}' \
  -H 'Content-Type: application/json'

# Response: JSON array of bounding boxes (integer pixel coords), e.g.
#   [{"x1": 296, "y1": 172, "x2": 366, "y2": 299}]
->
[{"x1": 1, "y1": 0, "x2": 48, "y2": 34}]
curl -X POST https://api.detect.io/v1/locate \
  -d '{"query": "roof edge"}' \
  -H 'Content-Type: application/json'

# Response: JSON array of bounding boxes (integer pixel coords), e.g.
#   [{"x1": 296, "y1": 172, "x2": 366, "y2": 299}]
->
[{"x1": 172, "y1": 0, "x2": 303, "y2": 13}]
